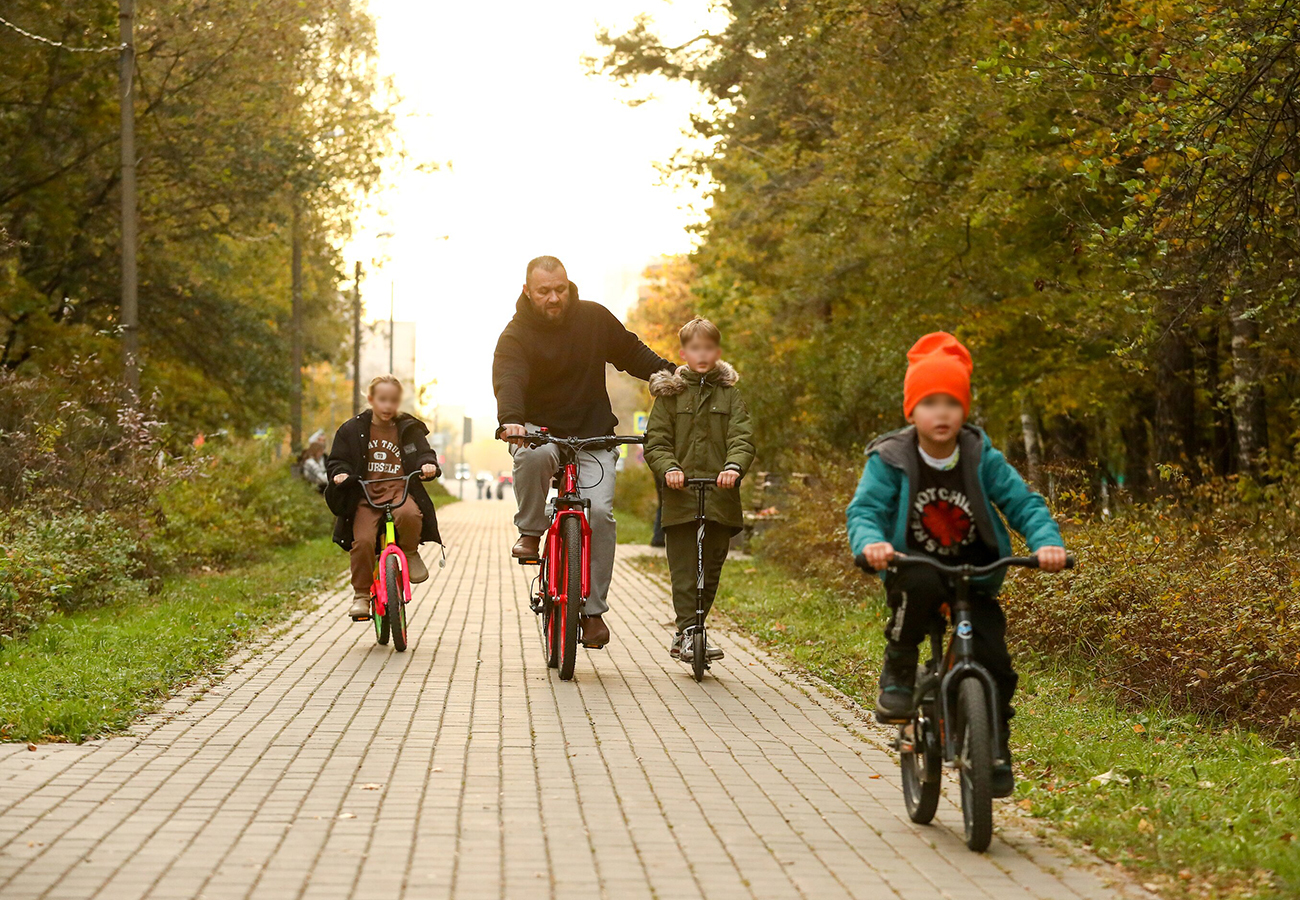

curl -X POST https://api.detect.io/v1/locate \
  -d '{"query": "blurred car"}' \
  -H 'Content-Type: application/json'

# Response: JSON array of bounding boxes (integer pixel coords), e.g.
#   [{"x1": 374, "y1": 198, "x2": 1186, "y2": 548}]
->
[{"x1": 454, "y1": 462, "x2": 471, "y2": 480}]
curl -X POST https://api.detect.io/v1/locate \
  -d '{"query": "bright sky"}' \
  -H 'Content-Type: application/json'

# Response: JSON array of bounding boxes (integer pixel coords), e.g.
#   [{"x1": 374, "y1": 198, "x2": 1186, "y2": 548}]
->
[{"x1": 345, "y1": 0, "x2": 722, "y2": 419}]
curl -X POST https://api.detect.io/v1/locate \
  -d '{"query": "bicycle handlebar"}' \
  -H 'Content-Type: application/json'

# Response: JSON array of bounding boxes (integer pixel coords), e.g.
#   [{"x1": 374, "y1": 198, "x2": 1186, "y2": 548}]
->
[
  {"x1": 503, "y1": 430, "x2": 645, "y2": 451},
  {"x1": 855, "y1": 551, "x2": 1074, "y2": 576},
  {"x1": 357, "y1": 469, "x2": 438, "y2": 510}
]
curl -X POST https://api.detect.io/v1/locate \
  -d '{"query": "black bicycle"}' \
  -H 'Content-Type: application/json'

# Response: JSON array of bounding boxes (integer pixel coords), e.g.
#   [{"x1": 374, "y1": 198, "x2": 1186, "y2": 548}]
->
[
  {"x1": 863, "y1": 552, "x2": 1073, "y2": 852},
  {"x1": 506, "y1": 428, "x2": 644, "y2": 680}
]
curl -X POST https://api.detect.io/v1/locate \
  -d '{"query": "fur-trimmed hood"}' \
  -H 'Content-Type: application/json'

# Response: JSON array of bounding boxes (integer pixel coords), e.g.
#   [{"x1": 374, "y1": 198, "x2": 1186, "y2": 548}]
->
[{"x1": 648, "y1": 360, "x2": 739, "y2": 397}]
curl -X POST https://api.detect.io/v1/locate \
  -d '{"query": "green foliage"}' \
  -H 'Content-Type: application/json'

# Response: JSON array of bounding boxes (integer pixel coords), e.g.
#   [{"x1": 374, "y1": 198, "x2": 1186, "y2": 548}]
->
[
  {"x1": 0, "y1": 0, "x2": 392, "y2": 432},
  {"x1": 596, "y1": 0, "x2": 1300, "y2": 482},
  {"x1": 0, "y1": 367, "x2": 330, "y2": 637},
  {"x1": 614, "y1": 462, "x2": 659, "y2": 544},
  {"x1": 0, "y1": 538, "x2": 336, "y2": 744}
]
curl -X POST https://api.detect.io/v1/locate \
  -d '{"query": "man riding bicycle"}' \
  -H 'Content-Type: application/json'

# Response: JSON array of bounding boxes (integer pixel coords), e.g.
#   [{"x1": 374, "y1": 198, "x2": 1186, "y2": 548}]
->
[{"x1": 493, "y1": 255, "x2": 674, "y2": 648}]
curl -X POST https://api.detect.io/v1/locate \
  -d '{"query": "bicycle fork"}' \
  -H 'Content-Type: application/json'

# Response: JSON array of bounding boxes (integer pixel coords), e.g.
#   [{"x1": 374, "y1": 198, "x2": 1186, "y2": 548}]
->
[{"x1": 938, "y1": 574, "x2": 1004, "y2": 765}]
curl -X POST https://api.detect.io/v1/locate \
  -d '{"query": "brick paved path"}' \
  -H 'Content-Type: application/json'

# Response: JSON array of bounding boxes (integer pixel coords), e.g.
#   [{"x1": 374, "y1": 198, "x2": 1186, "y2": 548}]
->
[{"x1": 0, "y1": 502, "x2": 1143, "y2": 900}]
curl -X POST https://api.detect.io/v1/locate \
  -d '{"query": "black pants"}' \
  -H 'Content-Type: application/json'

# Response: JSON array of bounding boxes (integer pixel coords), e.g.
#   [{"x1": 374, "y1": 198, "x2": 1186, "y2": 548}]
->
[
  {"x1": 663, "y1": 521, "x2": 731, "y2": 633},
  {"x1": 884, "y1": 564, "x2": 1017, "y2": 721}
]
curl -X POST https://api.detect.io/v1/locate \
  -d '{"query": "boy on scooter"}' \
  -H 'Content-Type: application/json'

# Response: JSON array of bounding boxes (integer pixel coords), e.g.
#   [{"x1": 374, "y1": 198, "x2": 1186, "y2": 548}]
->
[
  {"x1": 645, "y1": 318, "x2": 755, "y2": 663},
  {"x1": 846, "y1": 332, "x2": 1066, "y2": 797}
]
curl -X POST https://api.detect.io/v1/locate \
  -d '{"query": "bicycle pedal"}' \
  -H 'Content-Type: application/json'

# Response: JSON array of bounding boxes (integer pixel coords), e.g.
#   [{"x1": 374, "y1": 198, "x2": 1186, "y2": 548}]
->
[
  {"x1": 517, "y1": 556, "x2": 541, "y2": 566},
  {"x1": 875, "y1": 711, "x2": 912, "y2": 726}
]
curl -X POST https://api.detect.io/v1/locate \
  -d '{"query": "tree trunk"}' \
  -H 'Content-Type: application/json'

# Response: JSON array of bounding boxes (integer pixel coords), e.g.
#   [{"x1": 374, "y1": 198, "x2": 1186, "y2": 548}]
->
[
  {"x1": 1229, "y1": 295, "x2": 1268, "y2": 476},
  {"x1": 1121, "y1": 398, "x2": 1153, "y2": 501},
  {"x1": 1153, "y1": 312, "x2": 1197, "y2": 471},
  {"x1": 1019, "y1": 397, "x2": 1043, "y2": 492},
  {"x1": 1204, "y1": 324, "x2": 1234, "y2": 476}
]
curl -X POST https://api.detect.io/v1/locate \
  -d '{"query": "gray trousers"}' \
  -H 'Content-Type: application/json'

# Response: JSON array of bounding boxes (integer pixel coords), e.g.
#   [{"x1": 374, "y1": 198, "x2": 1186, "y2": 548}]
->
[{"x1": 510, "y1": 441, "x2": 618, "y2": 616}]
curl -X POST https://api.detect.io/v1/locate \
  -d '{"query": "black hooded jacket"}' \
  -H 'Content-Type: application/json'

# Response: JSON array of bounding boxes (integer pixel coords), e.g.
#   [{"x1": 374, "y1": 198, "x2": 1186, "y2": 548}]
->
[
  {"x1": 324, "y1": 410, "x2": 443, "y2": 551},
  {"x1": 492, "y1": 283, "x2": 673, "y2": 438}
]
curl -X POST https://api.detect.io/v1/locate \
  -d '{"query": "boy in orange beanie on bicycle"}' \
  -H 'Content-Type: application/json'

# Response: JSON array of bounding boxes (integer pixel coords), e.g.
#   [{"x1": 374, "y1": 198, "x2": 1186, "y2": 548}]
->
[{"x1": 846, "y1": 333, "x2": 1066, "y2": 797}]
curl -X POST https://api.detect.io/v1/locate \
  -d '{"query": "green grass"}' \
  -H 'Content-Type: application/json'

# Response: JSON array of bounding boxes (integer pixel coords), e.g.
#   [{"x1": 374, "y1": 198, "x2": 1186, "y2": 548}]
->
[
  {"x1": 633, "y1": 555, "x2": 1300, "y2": 900},
  {"x1": 0, "y1": 538, "x2": 339, "y2": 744},
  {"x1": 615, "y1": 507, "x2": 655, "y2": 544}
]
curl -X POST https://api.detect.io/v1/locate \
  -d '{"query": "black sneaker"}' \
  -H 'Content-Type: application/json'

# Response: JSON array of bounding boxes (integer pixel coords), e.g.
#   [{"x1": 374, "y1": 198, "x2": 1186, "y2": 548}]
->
[
  {"x1": 875, "y1": 646, "x2": 917, "y2": 721},
  {"x1": 992, "y1": 727, "x2": 1015, "y2": 798}
]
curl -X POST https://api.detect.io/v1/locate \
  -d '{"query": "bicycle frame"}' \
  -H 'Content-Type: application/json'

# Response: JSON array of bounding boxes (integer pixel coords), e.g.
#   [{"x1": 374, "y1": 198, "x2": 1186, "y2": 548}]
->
[
  {"x1": 359, "y1": 472, "x2": 423, "y2": 619},
  {"x1": 543, "y1": 459, "x2": 592, "y2": 603},
  {"x1": 934, "y1": 578, "x2": 1003, "y2": 763}
]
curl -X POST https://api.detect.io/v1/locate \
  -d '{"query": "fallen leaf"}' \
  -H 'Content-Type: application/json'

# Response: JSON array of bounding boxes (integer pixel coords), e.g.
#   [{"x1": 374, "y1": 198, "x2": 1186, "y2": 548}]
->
[
  {"x1": 868, "y1": 774, "x2": 881, "y2": 779},
  {"x1": 338, "y1": 813, "x2": 356, "y2": 820},
  {"x1": 1196, "y1": 780, "x2": 1216, "y2": 789},
  {"x1": 1269, "y1": 757, "x2": 1297, "y2": 765},
  {"x1": 1178, "y1": 869, "x2": 1193, "y2": 880},
  {"x1": 26, "y1": 743, "x2": 36, "y2": 751},
  {"x1": 1017, "y1": 798, "x2": 1034, "y2": 810},
  {"x1": 1138, "y1": 818, "x2": 1155, "y2": 834},
  {"x1": 1195, "y1": 668, "x2": 1210, "y2": 680},
  {"x1": 432, "y1": 767, "x2": 443, "y2": 772},
  {"x1": 1133, "y1": 723, "x2": 1146, "y2": 734},
  {"x1": 1091, "y1": 768, "x2": 1130, "y2": 786},
  {"x1": 1280, "y1": 833, "x2": 1295, "y2": 844},
  {"x1": 361, "y1": 783, "x2": 382, "y2": 790}
]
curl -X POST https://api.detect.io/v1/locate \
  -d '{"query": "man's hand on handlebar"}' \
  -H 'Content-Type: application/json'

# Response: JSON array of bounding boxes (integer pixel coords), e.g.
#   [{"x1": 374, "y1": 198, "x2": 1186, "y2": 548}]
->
[
  {"x1": 716, "y1": 469, "x2": 740, "y2": 489},
  {"x1": 499, "y1": 423, "x2": 526, "y2": 442},
  {"x1": 1034, "y1": 545, "x2": 1068, "y2": 572},
  {"x1": 861, "y1": 541, "x2": 896, "y2": 572},
  {"x1": 665, "y1": 469, "x2": 685, "y2": 490}
]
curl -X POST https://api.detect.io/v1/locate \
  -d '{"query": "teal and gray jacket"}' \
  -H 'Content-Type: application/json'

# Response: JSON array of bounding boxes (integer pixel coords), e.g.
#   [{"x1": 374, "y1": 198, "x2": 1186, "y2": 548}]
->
[{"x1": 845, "y1": 425, "x2": 1062, "y2": 593}]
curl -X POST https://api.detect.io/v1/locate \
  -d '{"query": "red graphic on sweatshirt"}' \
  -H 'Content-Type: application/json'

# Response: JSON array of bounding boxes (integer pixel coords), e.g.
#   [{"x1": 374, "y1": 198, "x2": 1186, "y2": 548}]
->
[{"x1": 919, "y1": 500, "x2": 972, "y2": 548}]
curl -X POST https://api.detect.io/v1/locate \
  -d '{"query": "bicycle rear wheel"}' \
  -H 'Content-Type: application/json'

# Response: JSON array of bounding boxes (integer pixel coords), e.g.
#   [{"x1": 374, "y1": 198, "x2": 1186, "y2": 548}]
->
[
  {"x1": 956, "y1": 678, "x2": 993, "y2": 851},
  {"x1": 386, "y1": 554, "x2": 407, "y2": 652},
  {"x1": 558, "y1": 516, "x2": 583, "y2": 681}
]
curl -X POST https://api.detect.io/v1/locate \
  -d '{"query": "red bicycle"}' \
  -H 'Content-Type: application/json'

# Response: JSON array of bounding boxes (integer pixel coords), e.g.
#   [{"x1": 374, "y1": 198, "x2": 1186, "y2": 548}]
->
[
  {"x1": 357, "y1": 471, "x2": 436, "y2": 652},
  {"x1": 507, "y1": 428, "x2": 644, "y2": 680}
]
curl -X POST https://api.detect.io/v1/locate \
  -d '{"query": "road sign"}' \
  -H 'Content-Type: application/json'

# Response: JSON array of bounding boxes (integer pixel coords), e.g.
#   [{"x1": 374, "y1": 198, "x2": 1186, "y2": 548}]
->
[
  {"x1": 633, "y1": 410, "x2": 648, "y2": 434},
  {"x1": 463, "y1": 416, "x2": 472, "y2": 445}
]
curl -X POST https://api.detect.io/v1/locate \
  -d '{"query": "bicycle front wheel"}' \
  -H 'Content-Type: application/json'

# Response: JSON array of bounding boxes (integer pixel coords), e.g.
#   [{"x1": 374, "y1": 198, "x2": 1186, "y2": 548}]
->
[
  {"x1": 956, "y1": 678, "x2": 993, "y2": 851},
  {"x1": 558, "y1": 516, "x2": 583, "y2": 681},
  {"x1": 386, "y1": 554, "x2": 407, "y2": 652},
  {"x1": 900, "y1": 706, "x2": 941, "y2": 824},
  {"x1": 691, "y1": 629, "x2": 707, "y2": 682}
]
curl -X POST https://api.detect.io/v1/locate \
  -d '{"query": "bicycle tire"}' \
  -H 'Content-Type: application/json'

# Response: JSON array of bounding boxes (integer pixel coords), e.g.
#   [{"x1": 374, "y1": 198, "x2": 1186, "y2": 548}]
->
[
  {"x1": 692, "y1": 630, "x2": 706, "y2": 682},
  {"x1": 901, "y1": 706, "x2": 941, "y2": 824},
  {"x1": 375, "y1": 579, "x2": 390, "y2": 646},
  {"x1": 956, "y1": 678, "x2": 994, "y2": 851},
  {"x1": 387, "y1": 554, "x2": 406, "y2": 652},
  {"x1": 558, "y1": 516, "x2": 583, "y2": 681}
]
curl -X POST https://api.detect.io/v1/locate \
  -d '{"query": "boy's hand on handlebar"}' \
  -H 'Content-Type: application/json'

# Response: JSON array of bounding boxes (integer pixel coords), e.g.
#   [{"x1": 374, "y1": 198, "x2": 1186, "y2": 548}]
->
[
  {"x1": 665, "y1": 470, "x2": 685, "y2": 490},
  {"x1": 1035, "y1": 545, "x2": 1068, "y2": 572},
  {"x1": 420, "y1": 464, "x2": 438, "y2": 480},
  {"x1": 332, "y1": 473, "x2": 348, "y2": 485},
  {"x1": 499, "y1": 423, "x2": 526, "y2": 441},
  {"x1": 863, "y1": 541, "x2": 895, "y2": 571},
  {"x1": 716, "y1": 469, "x2": 740, "y2": 489}
]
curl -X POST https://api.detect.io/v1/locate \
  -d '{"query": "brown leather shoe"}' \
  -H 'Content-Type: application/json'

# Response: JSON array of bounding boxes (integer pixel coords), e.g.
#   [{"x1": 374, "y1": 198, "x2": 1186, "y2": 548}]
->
[
  {"x1": 512, "y1": 534, "x2": 541, "y2": 559},
  {"x1": 581, "y1": 615, "x2": 610, "y2": 649}
]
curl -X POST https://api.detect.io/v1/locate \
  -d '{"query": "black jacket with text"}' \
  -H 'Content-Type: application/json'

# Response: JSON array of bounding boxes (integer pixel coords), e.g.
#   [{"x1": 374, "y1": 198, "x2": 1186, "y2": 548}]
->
[{"x1": 324, "y1": 410, "x2": 443, "y2": 551}]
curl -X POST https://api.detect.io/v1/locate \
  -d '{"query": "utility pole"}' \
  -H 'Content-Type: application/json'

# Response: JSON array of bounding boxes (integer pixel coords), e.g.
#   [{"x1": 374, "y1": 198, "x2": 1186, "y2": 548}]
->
[
  {"x1": 290, "y1": 203, "x2": 303, "y2": 450},
  {"x1": 119, "y1": 0, "x2": 138, "y2": 397},
  {"x1": 352, "y1": 260, "x2": 362, "y2": 416},
  {"x1": 388, "y1": 281, "x2": 395, "y2": 374}
]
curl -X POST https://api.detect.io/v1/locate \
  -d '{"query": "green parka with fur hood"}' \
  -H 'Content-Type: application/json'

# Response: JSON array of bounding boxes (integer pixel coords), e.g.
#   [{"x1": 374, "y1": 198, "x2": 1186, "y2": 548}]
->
[{"x1": 644, "y1": 361, "x2": 756, "y2": 532}]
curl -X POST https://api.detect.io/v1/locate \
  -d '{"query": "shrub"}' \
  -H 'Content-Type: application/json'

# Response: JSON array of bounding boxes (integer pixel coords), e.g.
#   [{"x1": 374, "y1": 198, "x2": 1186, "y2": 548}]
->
[
  {"x1": 614, "y1": 461, "x2": 660, "y2": 524},
  {"x1": 0, "y1": 368, "x2": 332, "y2": 638}
]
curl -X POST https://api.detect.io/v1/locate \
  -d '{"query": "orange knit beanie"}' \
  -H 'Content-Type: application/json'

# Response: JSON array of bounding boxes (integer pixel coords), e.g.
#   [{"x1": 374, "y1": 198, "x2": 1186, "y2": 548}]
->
[{"x1": 903, "y1": 332, "x2": 973, "y2": 418}]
